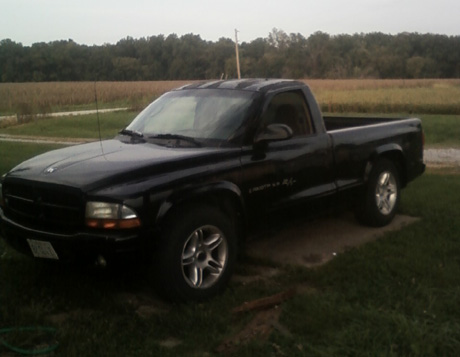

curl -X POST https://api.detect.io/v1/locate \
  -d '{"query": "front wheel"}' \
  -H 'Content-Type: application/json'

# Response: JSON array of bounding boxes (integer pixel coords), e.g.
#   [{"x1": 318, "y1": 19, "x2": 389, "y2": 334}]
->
[
  {"x1": 356, "y1": 159, "x2": 401, "y2": 227},
  {"x1": 155, "y1": 205, "x2": 237, "y2": 301}
]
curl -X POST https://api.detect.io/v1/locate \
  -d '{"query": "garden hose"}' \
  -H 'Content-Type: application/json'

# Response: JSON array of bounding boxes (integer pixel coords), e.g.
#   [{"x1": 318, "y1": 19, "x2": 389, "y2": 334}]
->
[{"x1": 0, "y1": 326, "x2": 58, "y2": 355}]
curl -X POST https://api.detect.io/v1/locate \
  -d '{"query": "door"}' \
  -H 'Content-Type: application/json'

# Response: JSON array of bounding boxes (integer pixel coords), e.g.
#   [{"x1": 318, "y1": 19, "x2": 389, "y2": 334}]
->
[{"x1": 241, "y1": 90, "x2": 336, "y2": 212}]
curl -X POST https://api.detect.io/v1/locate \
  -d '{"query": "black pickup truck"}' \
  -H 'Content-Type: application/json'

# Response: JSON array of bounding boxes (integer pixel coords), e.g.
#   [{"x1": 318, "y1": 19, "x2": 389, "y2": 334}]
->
[{"x1": 0, "y1": 79, "x2": 425, "y2": 300}]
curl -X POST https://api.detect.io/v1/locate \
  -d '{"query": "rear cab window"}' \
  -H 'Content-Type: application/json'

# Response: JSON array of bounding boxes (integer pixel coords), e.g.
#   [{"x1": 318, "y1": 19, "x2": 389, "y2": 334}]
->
[{"x1": 259, "y1": 90, "x2": 314, "y2": 137}]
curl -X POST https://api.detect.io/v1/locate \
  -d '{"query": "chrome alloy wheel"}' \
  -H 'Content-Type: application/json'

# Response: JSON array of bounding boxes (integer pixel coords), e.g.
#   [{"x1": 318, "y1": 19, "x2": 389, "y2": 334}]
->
[
  {"x1": 181, "y1": 225, "x2": 228, "y2": 289},
  {"x1": 375, "y1": 171, "x2": 397, "y2": 215}
]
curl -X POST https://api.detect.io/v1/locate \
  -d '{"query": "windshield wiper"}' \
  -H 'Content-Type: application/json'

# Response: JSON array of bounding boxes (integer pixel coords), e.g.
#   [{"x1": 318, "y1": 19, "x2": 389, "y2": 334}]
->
[
  {"x1": 119, "y1": 128, "x2": 144, "y2": 138},
  {"x1": 148, "y1": 134, "x2": 202, "y2": 147}
]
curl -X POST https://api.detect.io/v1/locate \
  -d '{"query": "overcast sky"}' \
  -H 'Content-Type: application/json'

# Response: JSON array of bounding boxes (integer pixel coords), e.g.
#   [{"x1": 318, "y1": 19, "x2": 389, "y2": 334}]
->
[{"x1": 1, "y1": 0, "x2": 459, "y2": 46}]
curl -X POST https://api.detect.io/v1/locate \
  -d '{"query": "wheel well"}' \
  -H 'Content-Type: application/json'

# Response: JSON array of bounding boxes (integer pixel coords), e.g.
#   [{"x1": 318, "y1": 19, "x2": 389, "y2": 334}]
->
[
  {"x1": 371, "y1": 151, "x2": 407, "y2": 187},
  {"x1": 157, "y1": 191, "x2": 246, "y2": 242}
]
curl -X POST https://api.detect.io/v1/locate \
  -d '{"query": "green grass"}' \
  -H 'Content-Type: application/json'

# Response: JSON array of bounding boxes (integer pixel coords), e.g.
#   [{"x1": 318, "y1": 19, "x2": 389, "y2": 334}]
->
[
  {"x1": 274, "y1": 172, "x2": 460, "y2": 356},
  {"x1": 1, "y1": 136, "x2": 460, "y2": 355},
  {"x1": 0, "y1": 111, "x2": 137, "y2": 139},
  {"x1": 419, "y1": 114, "x2": 460, "y2": 147}
]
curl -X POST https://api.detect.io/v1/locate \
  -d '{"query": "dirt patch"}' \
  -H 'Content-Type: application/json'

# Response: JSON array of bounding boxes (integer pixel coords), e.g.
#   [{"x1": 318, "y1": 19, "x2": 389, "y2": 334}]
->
[
  {"x1": 232, "y1": 265, "x2": 281, "y2": 285},
  {"x1": 216, "y1": 308, "x2": 282, "y2": 355},
  {"x1": 47, "y1": 308, "x2": 96, "y2": 325},
  {"x1": 114, "y1": 291, "x2": 170, "y2": 318},
  {"x1": 426, "y1": 165, "x2": 460, "y2": 175},
  {"x1": 245, "y1": 213, "x2": 419, "y2": 268},
  {"x1": 158, "y1": 337, "x2": 182, "y2": 349}
]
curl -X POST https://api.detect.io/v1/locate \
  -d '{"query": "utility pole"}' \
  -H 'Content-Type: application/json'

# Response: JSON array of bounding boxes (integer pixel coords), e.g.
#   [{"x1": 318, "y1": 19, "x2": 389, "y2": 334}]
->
[{"x1": 234, "y1": 29, "x2": 241, "y2": 79}]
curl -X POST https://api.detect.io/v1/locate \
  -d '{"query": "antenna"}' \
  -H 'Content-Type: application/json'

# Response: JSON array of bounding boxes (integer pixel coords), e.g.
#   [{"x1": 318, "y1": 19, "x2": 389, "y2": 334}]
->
[
  {"x1": 94, "y1": 81, "x2": 104, "y2": 153},
  {"x1": 234, "y1": 29, "x2": 241, "y2": 79}
]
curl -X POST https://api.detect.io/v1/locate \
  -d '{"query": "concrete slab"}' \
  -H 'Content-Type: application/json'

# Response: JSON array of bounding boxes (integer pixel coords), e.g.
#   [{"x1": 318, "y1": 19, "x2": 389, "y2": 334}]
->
[{"x1": 245, "y1": 213, "x2": 419, "y2": 268}]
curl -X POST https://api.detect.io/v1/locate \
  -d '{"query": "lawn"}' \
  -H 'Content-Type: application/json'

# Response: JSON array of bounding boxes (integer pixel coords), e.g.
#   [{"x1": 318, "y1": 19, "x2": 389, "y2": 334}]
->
[
  {"x1": 1, "y1": 79, "x2": 459, "y2": 355},
  {"x1": 1, "y1": 168, "x2": 459, "y2": 355},
  {"x1": 0, "y1": 134, "x2": 459, "y2": 355},
  {"x1": 0, "y1": 111, "x2": 136, "y2": 140},
  {"x1": 419, "y1": 114, "x2": 460, "y2": 147},
  {"x1": 275, "y1": 171, "x2": 460, "y2": 356}
]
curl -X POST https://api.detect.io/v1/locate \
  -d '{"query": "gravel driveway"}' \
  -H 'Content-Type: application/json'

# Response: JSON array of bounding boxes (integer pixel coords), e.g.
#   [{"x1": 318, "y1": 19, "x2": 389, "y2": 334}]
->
[{"x1": 424, "y1": 148, "x2": 460, "y2": 166}]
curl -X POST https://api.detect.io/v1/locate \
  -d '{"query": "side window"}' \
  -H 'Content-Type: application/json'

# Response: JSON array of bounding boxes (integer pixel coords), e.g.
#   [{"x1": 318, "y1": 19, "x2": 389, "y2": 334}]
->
[{"x1": 260, "y1": 91, "x2": 313, "y2": 137}]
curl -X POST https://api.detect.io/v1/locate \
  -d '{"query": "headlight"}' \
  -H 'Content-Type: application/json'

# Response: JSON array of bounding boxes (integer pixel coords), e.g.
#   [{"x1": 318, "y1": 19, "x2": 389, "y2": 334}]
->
[{"x1": 85, "y1": 202, "x2": 141, "y2": 229}]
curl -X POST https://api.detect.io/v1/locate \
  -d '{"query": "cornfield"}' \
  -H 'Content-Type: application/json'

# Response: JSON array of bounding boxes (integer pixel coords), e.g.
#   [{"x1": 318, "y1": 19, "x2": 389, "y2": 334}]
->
[
  {"x1": 0, "y1": 81, "x2": 194, "y2": 116},
  {"x1": 307, "y1": 79, "x2": 460, "y2": 114},
  {"x1": 1, "y1": 79, "x2": 460, "y2": 116}
]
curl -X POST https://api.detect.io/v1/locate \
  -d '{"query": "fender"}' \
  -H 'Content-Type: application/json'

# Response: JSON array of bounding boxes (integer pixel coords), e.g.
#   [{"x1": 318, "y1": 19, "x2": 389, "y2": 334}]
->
[
  {"x1": 364, "y1": 143, "x2": 405, "y2": 183},
  {"x1": 374, "y1": 143, "x2": 404, "y2": 157},
  {"x1": 154, "y1": 181, "x2": 246, "y2": 227}
]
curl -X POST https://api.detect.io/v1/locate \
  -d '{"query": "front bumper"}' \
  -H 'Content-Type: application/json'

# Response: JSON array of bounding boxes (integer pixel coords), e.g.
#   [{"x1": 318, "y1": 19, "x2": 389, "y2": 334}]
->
[{"x1": 0, "y1": 208, "x2": 148, "y2": 263}]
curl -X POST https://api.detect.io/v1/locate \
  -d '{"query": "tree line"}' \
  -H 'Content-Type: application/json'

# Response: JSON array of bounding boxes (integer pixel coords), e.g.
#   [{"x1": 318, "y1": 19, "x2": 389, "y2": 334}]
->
[{"x1": 1, "y1": 29, "x2": 459, "y2": 82}]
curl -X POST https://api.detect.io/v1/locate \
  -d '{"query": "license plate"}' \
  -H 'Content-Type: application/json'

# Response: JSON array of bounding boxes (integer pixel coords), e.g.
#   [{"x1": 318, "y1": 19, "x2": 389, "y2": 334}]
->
[{"x1": 27, "y1": 239, "x2": 59, "y2": 260}]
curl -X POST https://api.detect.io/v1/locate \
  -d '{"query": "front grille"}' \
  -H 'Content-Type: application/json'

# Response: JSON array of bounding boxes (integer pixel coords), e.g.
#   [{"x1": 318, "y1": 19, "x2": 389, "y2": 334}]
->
[{"x1": 3, "y1": 181, "x2": 84, "y2": 233}]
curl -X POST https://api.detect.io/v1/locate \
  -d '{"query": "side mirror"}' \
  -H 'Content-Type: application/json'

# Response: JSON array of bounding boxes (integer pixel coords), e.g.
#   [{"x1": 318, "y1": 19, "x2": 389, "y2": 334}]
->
[{"x1": 254, "y1": 124, "x2": 293, "y2": 144}]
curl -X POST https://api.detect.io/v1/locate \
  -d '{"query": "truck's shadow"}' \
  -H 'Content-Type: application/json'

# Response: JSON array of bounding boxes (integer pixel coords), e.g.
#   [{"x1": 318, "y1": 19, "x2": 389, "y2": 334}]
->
[{"x1": 245, "y1": 203, "x2": 419, "y2": 268}]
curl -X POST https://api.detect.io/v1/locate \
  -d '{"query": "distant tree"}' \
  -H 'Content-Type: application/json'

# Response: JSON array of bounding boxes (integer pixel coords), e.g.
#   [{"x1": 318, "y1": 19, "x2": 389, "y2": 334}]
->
[
  {"x1": 282, "y1": 33, "x2": 308, "y2": 78},
  {"x1": 306, "y1": 31, "x2": 332, "y2": 78},
  {"x1": 206, "y1": 37, "x2": 234, "y2": 78},
  {"x1": 0, "y1": 39, "x2": 26, "y2": 81},
  {"x1": 1, "y1": 31, "x2": 460, "y2": 82},
  {"x1": 268, "y1": 28, "x2": 290, "y2": 50},
  {"x1": 406, "y1": 56, "x2": 426, "y2": 78}
]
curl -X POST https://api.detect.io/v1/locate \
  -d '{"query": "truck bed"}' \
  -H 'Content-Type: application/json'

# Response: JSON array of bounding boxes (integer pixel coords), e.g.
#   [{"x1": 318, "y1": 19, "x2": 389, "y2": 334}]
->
[
  {"x1": 323, "y1": 115, "x2": 424, "y2": 192},
  {"x1": 323, "y1": 116, "x2": 411, "y2": 131}
]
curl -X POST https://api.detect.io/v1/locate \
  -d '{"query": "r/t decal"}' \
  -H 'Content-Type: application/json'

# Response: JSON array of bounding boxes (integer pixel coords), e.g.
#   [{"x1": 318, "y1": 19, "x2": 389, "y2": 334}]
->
[{"x1": 249, "y1": 177, "x2": 297, "y2": 194}]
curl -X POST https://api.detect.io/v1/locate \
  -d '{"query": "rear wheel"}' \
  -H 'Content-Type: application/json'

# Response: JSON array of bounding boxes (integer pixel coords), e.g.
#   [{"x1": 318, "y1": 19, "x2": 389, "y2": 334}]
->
[
  {"x1": 156, "y1": 205, "x2": 237, "y2": 301},
  {"x1": 356, "y1": 159, "x2": 401, "y2": 227}
]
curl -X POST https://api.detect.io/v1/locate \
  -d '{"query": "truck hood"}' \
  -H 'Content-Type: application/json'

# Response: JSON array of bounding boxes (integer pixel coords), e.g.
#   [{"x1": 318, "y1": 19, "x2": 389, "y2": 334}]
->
[{"x1": 6, "y1": 139, "x2": 234, "y2": 192}]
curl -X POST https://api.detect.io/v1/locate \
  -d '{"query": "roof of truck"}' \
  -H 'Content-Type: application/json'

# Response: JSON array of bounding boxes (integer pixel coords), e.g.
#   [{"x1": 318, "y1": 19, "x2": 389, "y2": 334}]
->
[{"x1": 176, "y1": 78, "x2": 306, "y2": 93}]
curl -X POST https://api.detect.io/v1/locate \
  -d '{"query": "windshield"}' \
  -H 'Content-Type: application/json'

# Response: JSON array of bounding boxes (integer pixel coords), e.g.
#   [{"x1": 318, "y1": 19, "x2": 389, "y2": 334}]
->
[{"x1": 125, "y1": 89, "x2": 258, "y2": 146}]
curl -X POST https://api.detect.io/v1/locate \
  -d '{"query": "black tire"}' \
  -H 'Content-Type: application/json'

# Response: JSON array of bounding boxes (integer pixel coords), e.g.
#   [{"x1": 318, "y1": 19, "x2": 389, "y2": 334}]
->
[
  {"x1": 355, "y1": 159, "x2": 401, "y2": 227},
  {"x1": 155, "y1": 205, "x2": 237, "y2": 301}
]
